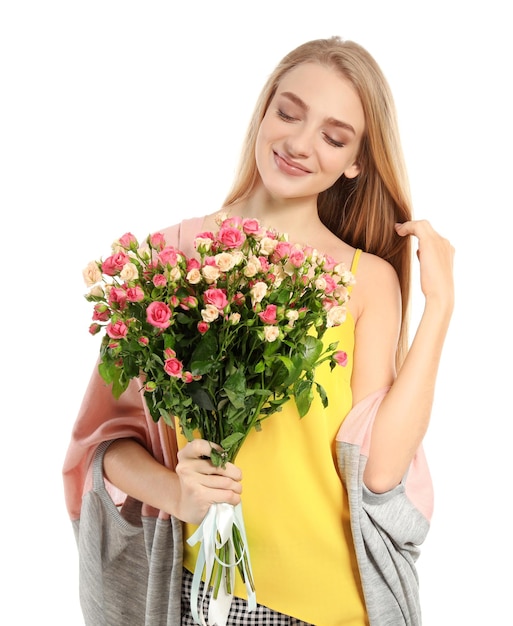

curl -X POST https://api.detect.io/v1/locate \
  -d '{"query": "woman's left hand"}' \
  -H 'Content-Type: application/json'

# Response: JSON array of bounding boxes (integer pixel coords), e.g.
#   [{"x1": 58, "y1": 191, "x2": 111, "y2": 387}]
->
[{"x1": 395, "y1": 219, "x2": 455, "y2": 310}]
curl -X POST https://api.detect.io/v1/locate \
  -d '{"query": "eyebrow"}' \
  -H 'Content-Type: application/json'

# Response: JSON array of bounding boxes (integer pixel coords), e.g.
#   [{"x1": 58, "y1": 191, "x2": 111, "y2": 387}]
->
[{"x1": 280, "y1": 91, "x2": 356, "y2": 135}]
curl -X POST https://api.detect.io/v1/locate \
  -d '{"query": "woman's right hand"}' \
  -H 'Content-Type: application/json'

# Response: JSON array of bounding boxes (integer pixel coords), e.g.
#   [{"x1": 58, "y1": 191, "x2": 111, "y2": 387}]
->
[{"x1": 175, "y1": 439, "x2": 243, "y2": 525}]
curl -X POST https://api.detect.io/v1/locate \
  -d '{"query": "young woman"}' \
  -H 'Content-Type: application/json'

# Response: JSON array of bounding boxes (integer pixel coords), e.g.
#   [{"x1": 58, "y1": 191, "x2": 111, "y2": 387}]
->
[{"x1": 63, "y1": 36, "x2": 454, "y2": 626}]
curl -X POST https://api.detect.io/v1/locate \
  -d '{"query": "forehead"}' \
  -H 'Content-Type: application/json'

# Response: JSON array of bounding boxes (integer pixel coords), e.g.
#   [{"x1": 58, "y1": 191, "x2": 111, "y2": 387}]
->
[{"x1": 275, "y1": 62, "x2": 365, "y2": 133}]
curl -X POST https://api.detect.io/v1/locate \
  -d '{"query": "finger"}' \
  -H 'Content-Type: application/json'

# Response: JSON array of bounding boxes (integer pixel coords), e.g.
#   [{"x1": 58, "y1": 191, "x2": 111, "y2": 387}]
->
[
  {"x1": 178, "y1": 438, "x2": 214, "y2": 460},
  {"x1": 199, "y1": 474, "x2": 243, "y2": 494},
  {"x1": 395, "y1": 219, "x2": 434, "y2": 237}
]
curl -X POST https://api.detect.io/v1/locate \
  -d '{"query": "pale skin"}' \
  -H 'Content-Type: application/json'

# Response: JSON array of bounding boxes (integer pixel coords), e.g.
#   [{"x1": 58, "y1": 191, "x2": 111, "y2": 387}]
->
[{"x1": 104, "y1": 62, "x2": 454, "y2": 524}]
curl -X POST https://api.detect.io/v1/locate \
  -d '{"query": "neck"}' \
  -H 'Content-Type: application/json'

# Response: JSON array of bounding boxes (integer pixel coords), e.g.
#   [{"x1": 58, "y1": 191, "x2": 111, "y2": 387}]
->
[{"x1": 230, "y1": 185, "x2": 322, "y2": 236}]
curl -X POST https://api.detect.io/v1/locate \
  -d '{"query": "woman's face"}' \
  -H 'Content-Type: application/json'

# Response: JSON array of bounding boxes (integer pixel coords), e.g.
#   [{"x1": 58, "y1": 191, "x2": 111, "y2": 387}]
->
[{"x1": 255, "y1": 62, "x2": 365, "y2": 202}]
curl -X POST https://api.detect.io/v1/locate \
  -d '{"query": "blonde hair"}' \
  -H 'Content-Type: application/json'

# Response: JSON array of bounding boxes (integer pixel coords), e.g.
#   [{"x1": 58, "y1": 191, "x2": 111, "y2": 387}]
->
[{"x1": 223, "y1": 37, "x2": 412, "y2": 367}]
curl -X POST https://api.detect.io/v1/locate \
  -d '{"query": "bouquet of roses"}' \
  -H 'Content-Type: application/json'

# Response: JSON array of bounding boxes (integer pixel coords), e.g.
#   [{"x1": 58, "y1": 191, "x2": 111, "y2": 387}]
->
[{"x1": 83, "y1": 213, "x2": 354, "y2": 625}]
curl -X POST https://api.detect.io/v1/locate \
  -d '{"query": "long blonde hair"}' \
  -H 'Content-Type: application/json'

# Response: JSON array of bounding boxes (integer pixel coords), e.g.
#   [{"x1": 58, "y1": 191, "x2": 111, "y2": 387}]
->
[{"x1": 223, "y1": 37, "x2": 412, "y2": 367}]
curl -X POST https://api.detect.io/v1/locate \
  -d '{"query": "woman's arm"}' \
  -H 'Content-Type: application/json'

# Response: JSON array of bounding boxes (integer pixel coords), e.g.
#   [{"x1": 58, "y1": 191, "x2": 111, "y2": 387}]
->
[
  {"x1": 104, "y1": 438, "x2": 243, "y2": 525},
  {"x1": 351, "y1": 220, "x2": 454, "y2": 493}
]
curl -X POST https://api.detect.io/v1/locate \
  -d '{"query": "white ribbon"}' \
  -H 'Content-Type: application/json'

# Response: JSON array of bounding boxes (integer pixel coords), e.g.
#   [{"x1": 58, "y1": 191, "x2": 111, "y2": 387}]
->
[{"x1": 187, "y1": 502, "x2": 257, "y2": 626}]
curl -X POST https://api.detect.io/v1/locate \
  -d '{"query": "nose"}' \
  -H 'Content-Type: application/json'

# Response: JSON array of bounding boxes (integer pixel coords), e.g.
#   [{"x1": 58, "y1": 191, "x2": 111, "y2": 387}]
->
[{"x1": 284, "y1": 124, "x2": 314, "y2": 159}]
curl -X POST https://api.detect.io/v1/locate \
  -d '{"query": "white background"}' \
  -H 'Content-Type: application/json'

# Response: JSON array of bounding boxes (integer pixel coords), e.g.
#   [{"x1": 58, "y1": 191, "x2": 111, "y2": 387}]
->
[{"x1": 1, "y1": 1, "x2": 511, "y2": 624}]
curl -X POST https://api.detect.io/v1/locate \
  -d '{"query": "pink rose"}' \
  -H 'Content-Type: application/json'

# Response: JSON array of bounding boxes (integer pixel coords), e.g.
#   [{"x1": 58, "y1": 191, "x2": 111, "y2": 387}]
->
[
  {"x1": 92, "y1": 303, "x2": 110, "y2": 322},
  {"x1": 149, "y1": 232, "x2": 166, "y2": 251},
  {"x1": 108, "y1": 287, "x2": 128, "y2": 309},
  {"x1": 203, "y1": 287, "x2": 228, "y2": 311},
  {"x1": 182, "y1": 371, "x2": 194, "y2": 383},
  {"x1": 126, "y1": 286, "x2": 144, "y2": 302},
  {"x1": 322, "y1": 255, "x2": 337, "y2": 271},
  {"x1": 153, "y1": 274, "x2": 167, "y2": 288},
  {"x1": 334, "y1": 351, "x2": 348, "y2": 367},
  {"x1": 194, "y1": 231, "x2": 215, "y2": 243},
  {"x1": 101, "y1": 252, "x2": 130, "y2": 276},
  {"x1": 106, "y1": 320, "x2": 128, "y2": 339},
  {"x1": 258, "y1": 256, "x2": 270, "y2": 272},
  {"x1": 258, "y1": 304, "x2": 278, "y2": 324},
  {"x1": 217, "y1": 226, "x2": 245, "y2": 249},
  {"x1": 232, "y1": 291, "x2": 245, "y2": 306},
  {"x1": 138, "y1": 336, "x2": 149, "y2": 346},
  {"x1": 197, "y1": 321, "x2": 209, "y2": 334},
  {"x1": 88, "y1": 323, "x2": 101, "y2": 335},
  {"x1": 272, "y1": 241, "x2": 292, "y2": 261},
  {"x1": 289, "y1": 249, "x2": 306, "y2": 268},
  {"x1": 180, "y1": 296, "x2": 198, "y2": 310},
  {"x1": 146, "y1": 301, "x2": 172, "y2": 329},
  {"x1": 187, "y1": 258, "x2": 201, "y2": 271},
  {"x1": 158, "y1": 247, "x2": 179, "y2": 266},
  {"x1": 164, "y1": 347, "x2": 176, "y2": 359},
  {"x1": 164, "y1": 357, "x2": 183, "y2": 378},
  {"x1": 119, "y1": 232, "x2": 138, "y2": 250},
  {"x1": 242, "y1": 218, "x2": 262, "y2": 236},
  {"x1": 221, "y1": 216, "x2": 243, "y2": 229},
  {"x1": 323, "y1": 274, "x2": 337, "y2": 294}
]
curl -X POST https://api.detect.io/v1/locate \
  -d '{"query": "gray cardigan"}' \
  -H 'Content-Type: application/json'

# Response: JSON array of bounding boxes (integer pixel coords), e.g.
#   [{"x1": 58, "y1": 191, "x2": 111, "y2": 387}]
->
[{"x1": 72, "y1": 387, "x2": 432, "y2": 626}]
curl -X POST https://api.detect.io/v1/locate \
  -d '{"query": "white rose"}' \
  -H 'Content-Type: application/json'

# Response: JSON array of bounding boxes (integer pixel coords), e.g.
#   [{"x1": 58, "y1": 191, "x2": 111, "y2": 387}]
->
[
  {"x1": 259, "y1": 237, "x2": 278, "y2": 256},
  {"x1": 169, "y1": 267, "x2": 182, "y2": 282},
  {"x1": 195, "y1": 236, "x2": 213, "y2": 251},
  {"x1": 202, "y1": 265, "x2": 221, "y2": 283},
  {"x1": 187, "y1": 268, "x2": 202, "y2": 284},
  {"x1": 250, "y1": 281, "x2": 268, "y2": 305},
  {"x1": 120, "y1": 262, "x2": 139, "y2": 282},
  {"x1": 201, "y1": 304, "x2": 219, "y2": 322},
  {"x1": 215, "y1": 252, "x2": 236, "y2": 272},
  {"x1": 315, "y1": 276, "x2": 327, "y2": 291},
  {"x1": 88, "y1": 285, "x2": 104, "y2": 298},
  {"x1": 244, "y1": 256, "x2": 261, "y2": 278},
  {"x1": 83, "y1": 261, "x2": 102, "y2": 287},
  {"x1": 326, "y1": 305, "x2": 347, "y2": 327},
  {"x1": 263, "y1": 326, "x2": 280, "y2": 342}
]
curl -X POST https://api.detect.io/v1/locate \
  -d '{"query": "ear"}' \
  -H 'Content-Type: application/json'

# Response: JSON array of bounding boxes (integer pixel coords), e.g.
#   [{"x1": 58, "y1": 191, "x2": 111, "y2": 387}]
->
[{"x1": 343, "y1": 160, "x2": 361, "y2": 179}]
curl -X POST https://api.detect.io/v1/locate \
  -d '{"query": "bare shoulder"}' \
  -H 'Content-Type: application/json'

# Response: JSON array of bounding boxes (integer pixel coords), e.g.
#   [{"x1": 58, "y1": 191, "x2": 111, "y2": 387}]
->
[
  {"x1": 202, "y1": 208, "x2": 229, "y2": 231},
  {"x1": 349, "y1": 250, "x2": 401, "y2": 321}
]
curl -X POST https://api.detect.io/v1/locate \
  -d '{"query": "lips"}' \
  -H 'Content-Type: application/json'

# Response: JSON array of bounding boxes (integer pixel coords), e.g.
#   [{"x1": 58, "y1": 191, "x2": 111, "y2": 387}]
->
[{"x1": 273, "y1": 151, "x2": 312, "y2": 177}]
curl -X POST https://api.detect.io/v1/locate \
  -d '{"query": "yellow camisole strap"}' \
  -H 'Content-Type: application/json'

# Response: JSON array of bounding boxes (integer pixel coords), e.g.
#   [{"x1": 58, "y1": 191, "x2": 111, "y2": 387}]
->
[{"x1": 350, "y1": 248, "x2": 362, "y2": 282}]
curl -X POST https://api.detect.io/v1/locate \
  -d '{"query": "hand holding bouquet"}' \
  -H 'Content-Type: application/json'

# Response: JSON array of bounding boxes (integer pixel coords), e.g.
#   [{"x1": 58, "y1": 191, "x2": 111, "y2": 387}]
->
[{"x1": 83, "y1": 213, "x2": 354, "y2": 625}]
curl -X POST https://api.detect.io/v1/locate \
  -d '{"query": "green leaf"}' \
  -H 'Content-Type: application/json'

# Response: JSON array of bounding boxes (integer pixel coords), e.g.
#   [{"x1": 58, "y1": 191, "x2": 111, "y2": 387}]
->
[
  {"x1": 254, "y1": 360, "x2": 265, "y2": 374},
  {"x1": 279, "y1": 354, "x2": 303, "y2": 387},
  {"x1": 300, "y1": 335, "x2": 323, "y2": 367},
  {"x1": 190, "y1": 332, "x2": 218, "y2": 375},
  {"x1": 98, "y1": 360, "x2": 114, "y2": 385},
  {"x1": 189, "y1": 384, "x2": 216, "y2": 411},
  {"x1": 220, "y1": 432, "x2": 244, "y2": 449},
  {"x1": 224, "y1": 369, "x2": 246, "y2": 409},
  {"x1": 315, "y1": 382, "x2": 329, "y2": 408},
  {"x1": 294, "y1": 379, "x2": 313, "y2": 417}
]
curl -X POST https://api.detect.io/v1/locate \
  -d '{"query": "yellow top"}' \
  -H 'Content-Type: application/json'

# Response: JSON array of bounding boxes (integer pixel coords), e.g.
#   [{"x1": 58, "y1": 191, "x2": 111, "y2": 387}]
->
[{"x1": 179, "y1": 250, "x2": 366, "y2": 626}]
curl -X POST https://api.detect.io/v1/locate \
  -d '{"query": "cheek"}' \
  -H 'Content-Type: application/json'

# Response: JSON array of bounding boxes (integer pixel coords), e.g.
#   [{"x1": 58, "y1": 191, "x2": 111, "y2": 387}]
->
[{"x1": 319, "y1": 146, "x2": 357, "y2": 179}]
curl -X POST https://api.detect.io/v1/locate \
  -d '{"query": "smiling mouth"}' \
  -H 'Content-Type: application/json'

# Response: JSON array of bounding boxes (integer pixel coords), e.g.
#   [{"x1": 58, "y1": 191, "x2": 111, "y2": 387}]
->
[{"x1": 273, "y1": 151, "x2": 312, "y2": 176}]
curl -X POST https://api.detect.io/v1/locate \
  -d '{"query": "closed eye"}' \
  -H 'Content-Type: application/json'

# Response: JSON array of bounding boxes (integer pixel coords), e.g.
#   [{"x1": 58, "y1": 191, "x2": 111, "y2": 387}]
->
[
  {"x1": 323, "y1": 133, "x2": 345, "y2": 148},
  {"x1": 277, "y1": 109, "x2": 297, "y2": 122}
]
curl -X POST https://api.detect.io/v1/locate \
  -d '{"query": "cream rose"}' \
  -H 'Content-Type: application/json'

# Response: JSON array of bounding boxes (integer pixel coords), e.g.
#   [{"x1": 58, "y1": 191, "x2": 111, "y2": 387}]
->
[
  {"x1": 202, "y1": 265, "x2": 221, "y2": 283},
  {"x1": 201, "y1": 304, "x2": 220, "y2": 323},
  {"x1": 250, "y1": 281, "x2": 268, "y2": 305},
  {"x1": 263, "y1": 326, "x2": 280, "y2": 342},
  {"x1": 186, "y1": 268, "x2": 202, "y2": 284},
  {"x1": 259, "y1": 237, "x2": 278, "y2": 256},
  {"x1": 82, "y1": 261, "x2": 102, "y2": 287},
  {"x1": 215, "y1": 252, "x2": 237, "y2": 272},
  {"x1": 120, "y1": 262, "x2": 139, "y2": 282},
  {"x1": 327, "y1": 305, "x2": 347, "y2": 327}
]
